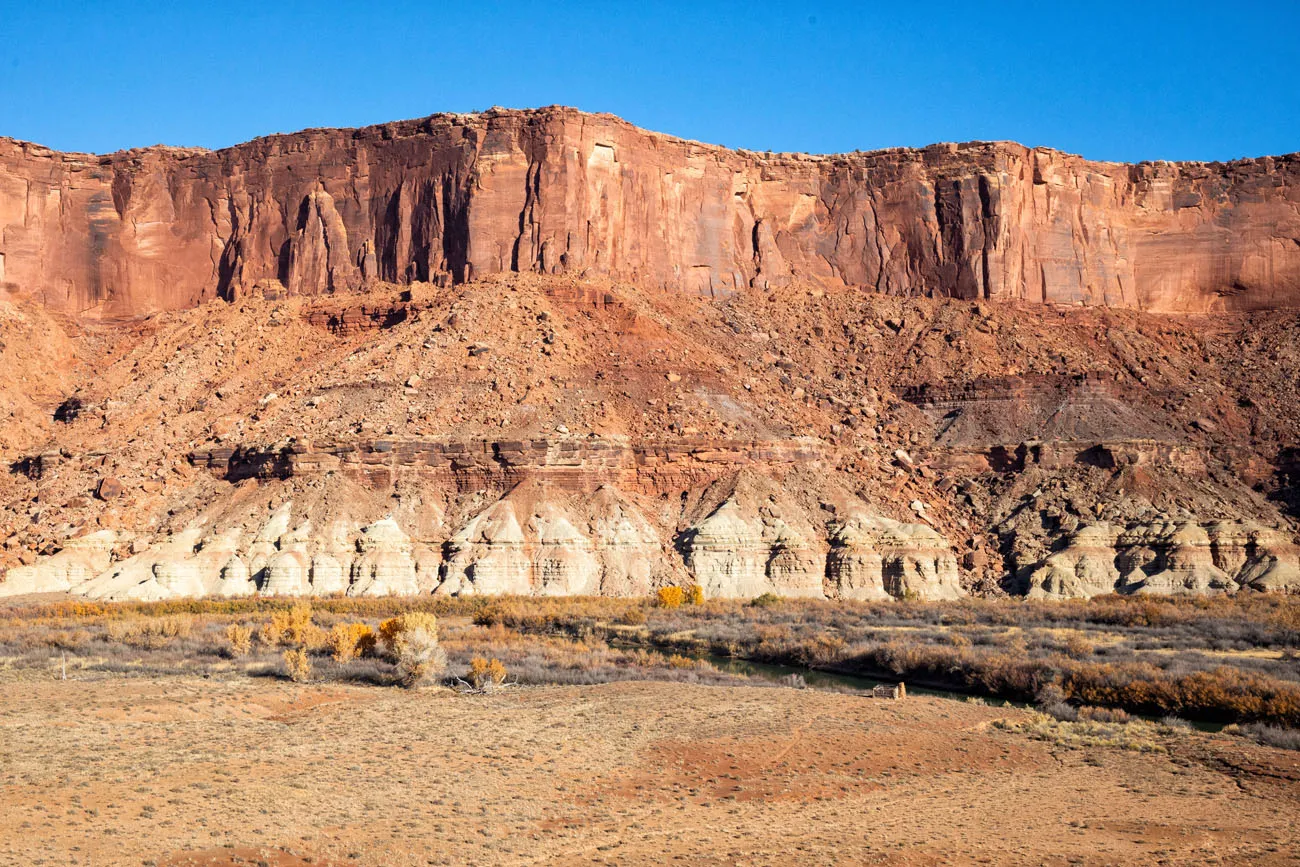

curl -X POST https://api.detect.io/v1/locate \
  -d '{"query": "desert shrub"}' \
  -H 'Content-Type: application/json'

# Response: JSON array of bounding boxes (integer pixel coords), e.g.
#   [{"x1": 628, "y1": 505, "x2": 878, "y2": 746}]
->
[
  {"x1": 326, "y1": 622, "x2": 376, "y2": 663},
  {"x1": 395, "y1": 629, "x2": 447, "y2": 688},
  {"x1": 1236, "y1": 722, "x2": 1300, "y2": 751},
  {"x1": 467, "y1": 657, "x2": 508, "y2": 689},
  {"x1": 686, "y1": 584, "x2": 705, "y2": 605},
  {"x1": 656, "y1": 587, "x2": 685, "y2": 609},
  {"x1": 997, "y1": 713, "x2": 1164, "y2": 753},
  {"x1": 617, "y1": 606, "x2": 647, "y2": 626},
  {"x1": 43, "y1": 629, "x2": 89, "y2": 650},
  {"x1": 282, "y1": 647, "x2": 312, "y2": 683},
  {"x1": 105, "y1": 615, "x2": 194, "y2": 648},
  {"x1": 379, "y1": 611, "x2": 439, "y2": 655},
  {"x1": 1065, "y1": 634, "x2": 1095, "y2": 659},
  {"x1": 793, "y1": 633, "x2": 846, "y2": 667},
  {"x1": 1036, "y1": 682, "x2": 1078, "y2": 721},
  {"x1": 749, "y1": 592, "x2": 782, "y2": 608},
  {"x1": 225, "y1": 624, "x2": 253, "y2": 657},
  {"x1": 262, "y1": 603, "x2": 317, "y2": 647},
  {"x1": 1077, "y1": 706, "x2": 1132, "y2": 724},
  {"x1": 379, "y1": 611, "x2": 445, "y2": 687},
  {"x1": 1062, "y1": 661, "x2": 1300, "y2": 726}
]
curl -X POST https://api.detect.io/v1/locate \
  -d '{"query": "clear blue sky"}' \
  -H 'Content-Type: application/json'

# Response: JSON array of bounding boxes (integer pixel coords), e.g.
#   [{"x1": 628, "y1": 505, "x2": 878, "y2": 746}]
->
[{"x1": 1, "y1": 0, "x2": 1296, "y2": 162}]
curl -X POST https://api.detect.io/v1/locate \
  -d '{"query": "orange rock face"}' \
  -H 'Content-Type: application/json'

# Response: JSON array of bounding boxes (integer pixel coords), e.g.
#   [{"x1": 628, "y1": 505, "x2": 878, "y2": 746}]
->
[{"x1": 1, "y1": 106, "x2": 1297, "y2": 317}]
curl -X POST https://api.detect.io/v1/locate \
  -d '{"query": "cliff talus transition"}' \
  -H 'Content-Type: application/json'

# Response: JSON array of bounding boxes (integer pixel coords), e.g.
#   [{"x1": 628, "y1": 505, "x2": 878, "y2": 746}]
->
[{"x1": 2, "y1": 110, "x2": 1299, "y2": 602}]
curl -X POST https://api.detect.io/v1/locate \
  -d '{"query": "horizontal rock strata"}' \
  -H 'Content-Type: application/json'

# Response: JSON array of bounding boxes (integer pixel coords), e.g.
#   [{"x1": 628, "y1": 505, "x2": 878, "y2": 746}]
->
[
  {"x1": 1027, "y1": 520, "x2": 1300, "y2": 599},
  {"x1": 1, "y1": 477, "x2": 965, "y2": 602},
  {"x1": 186, "y1": 437, "x2": 830, "y2": 495},
  {"x1": 2, "y1": 107, "x2": 1297, "y2": 318}
]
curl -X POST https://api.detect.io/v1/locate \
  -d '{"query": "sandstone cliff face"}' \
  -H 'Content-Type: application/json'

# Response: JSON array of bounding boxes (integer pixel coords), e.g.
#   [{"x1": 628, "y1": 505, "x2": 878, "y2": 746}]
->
[{"x1": 2, "y1": 107, "x2": 1297, "y2": 317}]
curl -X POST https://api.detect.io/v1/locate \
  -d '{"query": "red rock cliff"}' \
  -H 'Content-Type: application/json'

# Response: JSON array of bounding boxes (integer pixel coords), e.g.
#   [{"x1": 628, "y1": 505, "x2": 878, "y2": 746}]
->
[{"x1": 1, "y1": 106, "x2": 1297, "y2": 317}]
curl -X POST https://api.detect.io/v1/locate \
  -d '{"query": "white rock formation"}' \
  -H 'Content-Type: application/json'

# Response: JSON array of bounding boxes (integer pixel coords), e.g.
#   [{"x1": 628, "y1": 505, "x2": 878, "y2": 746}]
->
[
  {"x1": 441, "y1": 500, "x2": 532, "y2": 595},
  {"x1": 682, "y1": 497, "x2": 827, "y2": 599},
  {"x1": 876, "y1": 518, "x2": 964, "y2": 600},
  {"x1": 246, "y1": 502, "x2": 295, "y2": 584},
  {"x1": 349, "y1": 518, "x2": 419, "y2": 596},
  {"x1": 532, "y1": 505, "x2": 600, "y2": 596},
  {"x1": 825, "y1": 517, "x2": 890, "y2": 601},
  {"x1": 1027, "y1": 524, "x2": 1123, "y2": 600},
  {"x1": 824, "y1": 514, "x2": 964, "y2": 601},
  {"x1": 309, "y1": 552, "x2": 348, "y2": 595},
  {"x1": 0, "y1": 530, "x2": 116, "y2": 597},
  {"x1": 587, "y1": 486, "x2": 660, "y2": 596},
  {"x1": 213, "y1": 555, "x2": 255, "y2": 597},
  {"x1": 80, "y1": 529, "x2": 206, "y2": 600},
  {"x1": 684, "y1": 499, "x2": 772, "y2": 598},
  {"x1": 1120, "y1": 522, "x2": 1236, "y2": 596},
  {"x1": 191, "y1": 528, "x2": 245, "y2": 595},
  {"x1": 413, "y1": 544, "x2": 443, "y2": 594},
  {"x1": 763, "y1": 519, "x2": 825, "y2": 598},
  {"x1": 261, "y1": 522, "x2": 314, "y2": 596},
  {"x1": 1236, "y1": 526, "x2": 1300, "y2": 592}
]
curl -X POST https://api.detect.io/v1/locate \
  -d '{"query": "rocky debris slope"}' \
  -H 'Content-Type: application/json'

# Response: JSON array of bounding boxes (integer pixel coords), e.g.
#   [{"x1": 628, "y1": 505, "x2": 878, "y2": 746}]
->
[
  {"x1": 2, "y1": 272, "x2": 1299, "y2": 600},
  {"x1": 1, "y1": 107, "x2": 1298, "y2": 318}
]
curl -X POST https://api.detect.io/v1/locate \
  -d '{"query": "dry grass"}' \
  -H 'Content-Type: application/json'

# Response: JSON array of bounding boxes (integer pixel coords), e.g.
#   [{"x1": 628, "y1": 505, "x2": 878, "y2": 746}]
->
[
  {"x1": 103, "y1": 615, "x2": 193, "y2": 649},
  {"x1": 0, "y1": 593, "x2": 1296, "y2": 726},
  {"x1": 993, "y1": 711, "x2": 1167, "y2": 753}
]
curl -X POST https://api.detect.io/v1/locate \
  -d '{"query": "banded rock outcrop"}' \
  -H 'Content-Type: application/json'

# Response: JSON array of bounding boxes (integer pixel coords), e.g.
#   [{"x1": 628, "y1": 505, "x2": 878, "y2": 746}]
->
[
  {"x1": 1027, "y1": 520, "x2": 1300, "y2": 599},
  {"x1": 0, "y1": 475, "x2": 966, "y2": 602},
  {"x1": 827, "y1": 514, "x2": 964, "y2": 601},
  {"x1": 2, "y1": 107, "x2": 1297, "y2": 318}
]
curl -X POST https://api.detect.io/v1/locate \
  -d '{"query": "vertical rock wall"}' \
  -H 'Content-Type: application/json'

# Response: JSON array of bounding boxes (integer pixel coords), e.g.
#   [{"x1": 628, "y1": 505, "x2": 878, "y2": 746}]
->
[{"x1": 1, "y1": 107, "x2": 1297, "y2": 317}]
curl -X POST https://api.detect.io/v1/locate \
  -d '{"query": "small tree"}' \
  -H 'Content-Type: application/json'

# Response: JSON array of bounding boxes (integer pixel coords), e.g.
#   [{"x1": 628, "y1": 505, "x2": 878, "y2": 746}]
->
[
  {"x1": 326, "y1": 622, "x2": 376, "y2": 663},
  {"x1": 656, "y1": 586, "x2": 685, "y2": 608},
  {"x1": 225, "y1": 623, "x2": 253, "y2": 657},
  {"x1": 283, "y1": 647, "x2": 312, "y2": 683}
]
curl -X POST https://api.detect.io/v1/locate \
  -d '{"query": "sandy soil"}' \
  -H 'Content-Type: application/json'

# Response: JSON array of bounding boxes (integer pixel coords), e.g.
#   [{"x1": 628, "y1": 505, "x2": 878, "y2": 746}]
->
[{"x1": 0, "y1": 676, "x2": 1296, "y2": 865}]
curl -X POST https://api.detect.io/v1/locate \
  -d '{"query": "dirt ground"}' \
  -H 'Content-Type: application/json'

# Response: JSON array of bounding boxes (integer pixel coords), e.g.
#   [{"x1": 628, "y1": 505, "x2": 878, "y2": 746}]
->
[{"x1": 1, "y1": 676, "x2": 1296, "y2": 866}]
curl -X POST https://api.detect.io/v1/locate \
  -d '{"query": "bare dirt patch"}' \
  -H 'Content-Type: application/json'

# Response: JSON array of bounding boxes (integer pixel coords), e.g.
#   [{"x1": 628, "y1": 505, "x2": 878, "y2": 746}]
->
[{"x1": 1, "y1": 676, "x2": 1297, "y2": 865}]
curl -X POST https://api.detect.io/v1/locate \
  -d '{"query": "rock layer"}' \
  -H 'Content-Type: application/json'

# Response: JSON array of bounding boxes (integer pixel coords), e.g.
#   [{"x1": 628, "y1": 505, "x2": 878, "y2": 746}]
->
[
  {"x1": 2, "y1": 107, "x2": 1297, "y2": 317},
  {"x1": 0, "y1": 472, "x2": 966, "y2": 602},
  {"x1": 1028, "y1": 520, "x2": 1300, "y2": 599}
]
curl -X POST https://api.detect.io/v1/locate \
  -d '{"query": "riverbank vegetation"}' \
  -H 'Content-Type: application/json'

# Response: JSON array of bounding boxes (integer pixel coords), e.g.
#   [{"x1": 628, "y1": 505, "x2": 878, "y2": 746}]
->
[{"x1": 1, "y1": 593, "x2": 1297, "y2": 727}]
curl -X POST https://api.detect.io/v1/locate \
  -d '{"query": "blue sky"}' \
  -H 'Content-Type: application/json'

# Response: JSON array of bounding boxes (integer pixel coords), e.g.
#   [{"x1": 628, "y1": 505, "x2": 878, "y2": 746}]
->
[{"x1": 0, "y1": 0, "x2": 1296, "y2": 162}]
